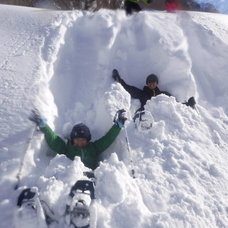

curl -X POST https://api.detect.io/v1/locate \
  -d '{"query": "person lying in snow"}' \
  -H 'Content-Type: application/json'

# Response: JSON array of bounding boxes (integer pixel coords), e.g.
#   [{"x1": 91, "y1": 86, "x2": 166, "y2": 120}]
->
[
  {"x1": 28, "y1": 109, "x2": 127, "y2": 170},
  {"x1": 112, "y1": 69, "x2": 196, "y2": 112},
  {"x1": 124, "y1": 0, "x2": 153, "y2": 15}
]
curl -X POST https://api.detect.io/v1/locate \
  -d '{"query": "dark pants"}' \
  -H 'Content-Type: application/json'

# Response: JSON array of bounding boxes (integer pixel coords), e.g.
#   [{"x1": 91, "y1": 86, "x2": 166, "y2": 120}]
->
[{"x1": 124, "y1": 1, "x2": 142, "y2": 15}]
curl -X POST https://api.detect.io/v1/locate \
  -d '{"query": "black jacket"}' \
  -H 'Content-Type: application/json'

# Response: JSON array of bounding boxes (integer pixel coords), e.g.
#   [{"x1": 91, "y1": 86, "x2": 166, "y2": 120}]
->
[{"x1": 119, "y1": 78, "x2": 171, "y2": 110}]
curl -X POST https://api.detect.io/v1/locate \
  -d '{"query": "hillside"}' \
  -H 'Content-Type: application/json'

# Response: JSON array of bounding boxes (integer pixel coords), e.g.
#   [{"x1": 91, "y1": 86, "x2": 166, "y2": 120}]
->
[{"x1": 0, "y1": 5, "x2": 228, "y2": 228}]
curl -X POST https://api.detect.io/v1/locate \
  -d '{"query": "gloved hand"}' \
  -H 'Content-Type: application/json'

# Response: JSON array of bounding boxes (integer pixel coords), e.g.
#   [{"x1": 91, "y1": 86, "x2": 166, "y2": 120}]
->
[
  {"x1": 112, "y1": 69, "x2": 121, "y2": 82},
  {"x1": 114, "y1": 109, "x2": 127, "y2": 128},
  {"x1": 28, "y1": 109, "x2": 47, "y2": 127}
]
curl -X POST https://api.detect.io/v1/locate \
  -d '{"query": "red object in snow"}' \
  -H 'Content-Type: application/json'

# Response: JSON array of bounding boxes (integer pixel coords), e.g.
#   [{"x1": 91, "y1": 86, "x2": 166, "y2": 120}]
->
[{"x1": 165, "y1": 0, "x2": 179, "y2": 12}]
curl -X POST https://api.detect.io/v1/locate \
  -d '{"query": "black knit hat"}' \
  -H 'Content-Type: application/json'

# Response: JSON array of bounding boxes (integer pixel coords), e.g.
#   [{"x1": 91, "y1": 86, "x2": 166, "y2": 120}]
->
[
  {"x1": 70, "y1": 123, "x2": 91, "y2": 143},
  {"x1": 146, "y1": 74, "x2": 158, "y2": 84}
]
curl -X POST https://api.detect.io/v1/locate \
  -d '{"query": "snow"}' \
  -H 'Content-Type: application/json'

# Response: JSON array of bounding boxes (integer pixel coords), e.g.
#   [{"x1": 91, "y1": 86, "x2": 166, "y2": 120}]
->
[
  {"x1": 0, "y1": 4, "x2": 228, "y2": 228},
  {"x1": 194, "y1": 0, "x2": 228, "y2": 14}
]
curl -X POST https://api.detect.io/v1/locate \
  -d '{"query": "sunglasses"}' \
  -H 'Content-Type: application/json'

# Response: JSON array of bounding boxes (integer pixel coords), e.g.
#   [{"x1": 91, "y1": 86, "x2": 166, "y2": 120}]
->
[{"x1": 147, "y1": 80, "x2": 157, "y2": 84}]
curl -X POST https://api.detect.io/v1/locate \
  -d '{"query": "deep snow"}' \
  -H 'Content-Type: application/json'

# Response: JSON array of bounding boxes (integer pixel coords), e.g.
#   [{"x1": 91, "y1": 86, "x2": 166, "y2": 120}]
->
[{"x1": 0, "y1": 4, "x2": 228, "y2": 228}]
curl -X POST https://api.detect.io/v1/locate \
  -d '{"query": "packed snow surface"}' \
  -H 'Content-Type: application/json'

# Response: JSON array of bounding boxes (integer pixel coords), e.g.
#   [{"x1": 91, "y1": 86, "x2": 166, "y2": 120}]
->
[{"x1": 0, "y1": 4, "x2": 228, "y2": 228}]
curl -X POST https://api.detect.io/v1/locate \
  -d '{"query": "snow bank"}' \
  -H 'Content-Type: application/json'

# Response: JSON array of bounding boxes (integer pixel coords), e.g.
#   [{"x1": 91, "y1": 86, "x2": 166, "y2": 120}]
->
[{"x1": 0, "y1": 5, "x2": 228, "y2": 228}]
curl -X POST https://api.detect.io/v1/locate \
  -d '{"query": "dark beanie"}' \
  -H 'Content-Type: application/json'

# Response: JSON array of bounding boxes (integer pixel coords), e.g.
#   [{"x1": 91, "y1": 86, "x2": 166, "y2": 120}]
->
[
  {"x1": 146, "y1": 74, "x2": 159, "y2": 84},
  {"x1": 70, "y1": 123, "x2": 91, "y2": 143}
]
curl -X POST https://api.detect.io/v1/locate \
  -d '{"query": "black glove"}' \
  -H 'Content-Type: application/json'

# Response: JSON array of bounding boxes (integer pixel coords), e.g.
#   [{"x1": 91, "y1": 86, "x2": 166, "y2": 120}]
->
[
  {"x1": 114, "y1": 109, "x2": 127, "y2": 128},
  {"x1": 28, "y1": 109, "x2": 47, "y2": 127},
  {"x1": 186, "y1": 97, "x2": 196, "y2": 109},
  {"x1": 147, "y1": 0, "x2": 153, "y2": 3},
  {"x1": 112, "y1": 69, "x2": 121, "y2": 82}
]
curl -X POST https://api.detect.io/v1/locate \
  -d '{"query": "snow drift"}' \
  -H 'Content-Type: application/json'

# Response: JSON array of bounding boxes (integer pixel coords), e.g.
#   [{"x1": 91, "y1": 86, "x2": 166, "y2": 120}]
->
[{"x1": 0, "y1": 5, "x2": 228, "y2": 228}]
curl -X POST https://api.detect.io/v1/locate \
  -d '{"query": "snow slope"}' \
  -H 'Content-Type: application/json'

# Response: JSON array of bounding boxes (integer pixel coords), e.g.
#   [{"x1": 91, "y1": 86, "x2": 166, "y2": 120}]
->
[
  {"x1": 194, "y1": 0, "x2": 228, "y2": 14},
  {"x1": 0, "y1": 4, "x2": 228, "y2": 228}
]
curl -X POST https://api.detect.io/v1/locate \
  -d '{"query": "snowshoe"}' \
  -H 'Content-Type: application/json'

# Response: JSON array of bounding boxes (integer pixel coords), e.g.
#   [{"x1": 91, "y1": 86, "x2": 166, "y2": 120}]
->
[
  {"x1": 83, "y1": 171, "x2": 95, "y2": 180},
  {"x1": 15, "y1": 187, "x2": 57, "y2": 228},
  {"x1": 70, "y1": 199, "x2": 90, "y2": 228},
  {"x1": 15, "y1": 187, "x2": 48, "y2": 228},
  {"x1": 133, "y1": 110, "x2": 154, "y2": 133},
  {"x1": 65, "y1": 180, "x2": 95, "y2": 228}
]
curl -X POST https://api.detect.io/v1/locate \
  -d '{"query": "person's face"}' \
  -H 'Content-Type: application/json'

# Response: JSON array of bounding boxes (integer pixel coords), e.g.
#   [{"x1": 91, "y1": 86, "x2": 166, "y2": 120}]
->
[
  {"x1": 147, "y1": 81, "x2": 158, "y2": 89},
  {"x1": 73, "y1": 138, "x2": 88, "y2": 149}
]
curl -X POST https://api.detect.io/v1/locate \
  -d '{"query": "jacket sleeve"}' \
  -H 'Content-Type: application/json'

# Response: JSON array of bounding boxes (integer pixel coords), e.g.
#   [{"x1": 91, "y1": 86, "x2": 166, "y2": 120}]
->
[
  {"x1": 40, "y1": 125, "x2": 67, "y2": 154},
  {"x1": 92, "y1": 124, "x2": 121, "y2": 156},
  {"x1": 119, "y1": 78, "x2": 146, "y2": 100},
  {"x1": 160, "y1": 91, "x2": 172, "y2": 97},
  {"x1": 120, "y1": 78, "x2": 149, "y2": 109}
]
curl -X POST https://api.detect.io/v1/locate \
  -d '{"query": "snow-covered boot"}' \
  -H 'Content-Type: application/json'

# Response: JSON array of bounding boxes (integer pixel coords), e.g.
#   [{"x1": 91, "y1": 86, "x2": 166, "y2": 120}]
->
[
  {"x1": 133, "y1": 110, "x2": 154, "y2": 133},
  {"x1": 65, "y1": 180, "x2": 96, "y2": 228},
  {"x1": 15, "y1": 187, "x2": 48, "y2": 228}
]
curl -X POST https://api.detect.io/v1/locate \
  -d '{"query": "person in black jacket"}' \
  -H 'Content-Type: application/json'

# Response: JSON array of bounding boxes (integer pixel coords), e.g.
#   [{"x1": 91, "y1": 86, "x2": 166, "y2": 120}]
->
[
  {"x1": 124, "y1": 0, "x2": 153, "y2": 15},
  {"x1": 112, "y1": 69, "x2": 196, "y2": 112}
]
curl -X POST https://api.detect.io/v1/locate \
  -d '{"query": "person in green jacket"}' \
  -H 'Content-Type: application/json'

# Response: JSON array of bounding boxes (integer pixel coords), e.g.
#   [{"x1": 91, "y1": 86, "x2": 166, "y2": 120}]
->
[
  {"x1": 124, "y1": 0, "x2": 153, "y2": 15},
  {"x1": 29, "y1": 109, "x2": 127, "y2": 170}
]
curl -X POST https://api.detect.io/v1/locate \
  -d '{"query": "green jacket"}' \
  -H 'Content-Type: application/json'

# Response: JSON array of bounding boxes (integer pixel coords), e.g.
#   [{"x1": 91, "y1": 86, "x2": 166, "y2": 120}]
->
[{"x1": 40, "y1": 124, "x2": 121, "y2": 170}]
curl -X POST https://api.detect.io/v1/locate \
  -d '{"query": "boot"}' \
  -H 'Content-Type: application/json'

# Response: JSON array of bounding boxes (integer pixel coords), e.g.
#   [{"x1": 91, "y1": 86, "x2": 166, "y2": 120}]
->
[{"x1": 186, "y1": 97, "x2": 196, "y2": 109}]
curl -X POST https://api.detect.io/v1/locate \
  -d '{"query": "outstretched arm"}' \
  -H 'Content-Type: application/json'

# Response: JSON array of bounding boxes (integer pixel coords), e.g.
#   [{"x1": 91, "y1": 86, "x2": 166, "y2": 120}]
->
[
  {"x1": 28, "y1": 109, "x2": 67, "y2": 154},
  {"x1": 93, "y1": 109, "x2": 127, "y2": 155},
  {"x1": 112, "y1": 69, "x2": 145, "y2": 100},
  {"x1": 40, "y1": 125, "x2": 67, "y2": 154},
  {"x1": 93, "y1": 124, "x2": 121, "y2": 156}
]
